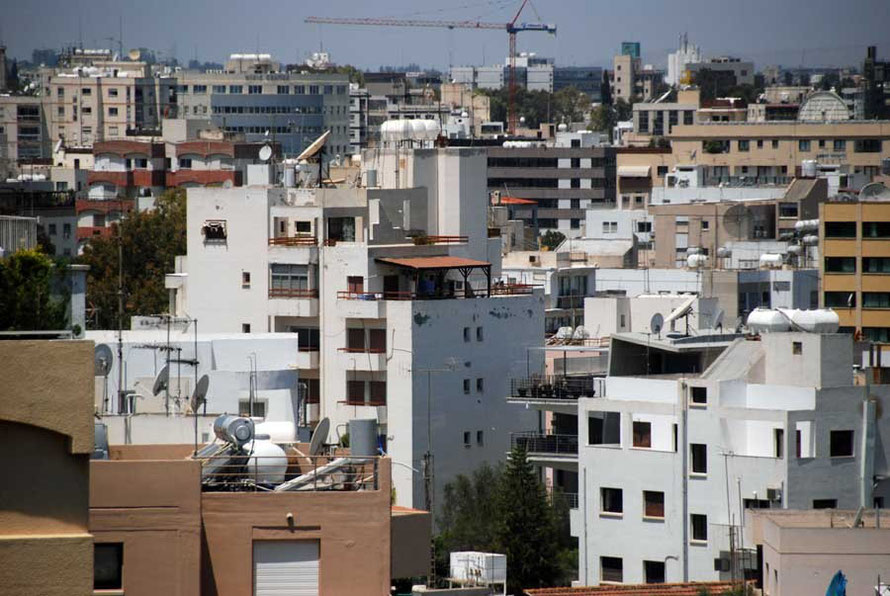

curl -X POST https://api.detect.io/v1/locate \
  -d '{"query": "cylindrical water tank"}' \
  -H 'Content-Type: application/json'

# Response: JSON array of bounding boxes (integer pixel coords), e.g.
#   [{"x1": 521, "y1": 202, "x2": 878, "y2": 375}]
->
[
  {"x1": 283, "y1": 167, "x2": 295, "y2": 187},
  {"x1": 410, "y1": 119, "x2": 427, "y2": 141},
  {"x1": 255, "y1": 421, "x2": 297, "y2": 443},
  {"x1": 794, "y1": 219, "x2": 819, "y2": 232},
  {"x1": 716, "y1": 246, "x2": 732, "y2": 258},
  {"x1": 760, "y1": 253, "x2": 784, "y2": 268},
  {"x1": 780, "y1": 308, "x2": 840, "y2": 333},
  {"x1": 686, "y1": 246, "x2": 701, "y2": 255},
  {"x1": 246, "y1": 440, "x2": 289, "y2": 484},
  {"x1": 366, "y1": 169, "x2": 378, "y2": 188},
  {"x1": 787, "y1": 244, "x2": 803, "y2": 255},
  {"x1": 424, "y1": 119, "x2": 440, "y2": 140},
  {"x1": 801, "y1": 160, "x2": 818, "y2": 177},
  {"x1": 802, "y1": 235, "x2": 819, "y2": 246},
  {"x1": 396, "y1": 119, "x2": 412, "y2": 142},
  {"x1": 349, "y1": 418, "x2": 378, "y2": 457},
  {"x1": 747, "y1": 308, "x2": 791, "y2": 333},
  {"x1": 686, "y1": 254, "x2": 709, "y2": 269},
  {"x1": 214, "y1": 415, "x2": 254, "y2": 447}
]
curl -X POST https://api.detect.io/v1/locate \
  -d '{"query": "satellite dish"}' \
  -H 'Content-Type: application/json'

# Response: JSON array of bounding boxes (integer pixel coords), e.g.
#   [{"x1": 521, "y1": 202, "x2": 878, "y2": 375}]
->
[
  {"x1": 94, "y1": 344, "x2": 113, "y2": 377},
  {"x1": 152, "y1": 365, "x2": 169, "y2": 397},
  {"x1": 309, "y1": 417, "x2": 330, "y2": 456},
  {"x1": 296, "y1": 130, "x2": 331, "y2": 161},
  {"x1": 128, "y1": 48, "x2": 141, "y2": 61},
  {"x1": 722, "y1": 204, "x2": 754, "y2": 238},
  {"x1": 258, "y1": 144, "x2": 273, "y2": 162},
  {"x1": 191, "y1": 374, "x2": 210, "y2": 412},
  {"x1": 714, "y1": 308, "x2": 725, "y2": 331},
  {"x1": 650, "y1": 313, "x2": 664, "y2": 336}
]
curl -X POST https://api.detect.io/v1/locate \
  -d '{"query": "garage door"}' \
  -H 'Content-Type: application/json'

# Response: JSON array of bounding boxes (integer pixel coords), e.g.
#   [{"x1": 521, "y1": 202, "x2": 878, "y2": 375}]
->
[{"x1": 254, "y1": 540, "x2": 319, "y2": 596}]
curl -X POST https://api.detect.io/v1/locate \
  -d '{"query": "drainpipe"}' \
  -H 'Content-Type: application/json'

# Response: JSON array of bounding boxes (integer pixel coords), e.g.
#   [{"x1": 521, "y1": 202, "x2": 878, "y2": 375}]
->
[{"x1": 680, "y1": 380, "x2": 689, "y2": 582}]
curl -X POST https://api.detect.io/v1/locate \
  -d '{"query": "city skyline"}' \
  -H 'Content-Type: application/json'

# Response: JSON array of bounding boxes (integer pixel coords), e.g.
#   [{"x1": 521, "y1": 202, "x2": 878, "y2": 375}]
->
[{"x1": 3, "y1": 0, "x2": 890, "y2": 70}]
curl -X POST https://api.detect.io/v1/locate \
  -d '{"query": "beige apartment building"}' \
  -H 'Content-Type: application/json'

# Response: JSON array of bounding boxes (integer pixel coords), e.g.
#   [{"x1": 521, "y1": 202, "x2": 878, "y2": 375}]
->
[
  {"x1": 0, "y1": 340, "x2": 95, "y2": 596},
  {"x1": 820, "y1": 194, "x2": 890, "y2": 341}
]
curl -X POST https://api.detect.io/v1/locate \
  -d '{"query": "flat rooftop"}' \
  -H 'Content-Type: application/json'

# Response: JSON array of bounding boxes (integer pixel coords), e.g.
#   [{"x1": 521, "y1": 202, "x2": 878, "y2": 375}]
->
[
  {"x1": 612, "y1": 332, "x2": 742, "y2": 353},
  {"x1": 750, "y1": 509, "x2": 890, "y2": 530}
]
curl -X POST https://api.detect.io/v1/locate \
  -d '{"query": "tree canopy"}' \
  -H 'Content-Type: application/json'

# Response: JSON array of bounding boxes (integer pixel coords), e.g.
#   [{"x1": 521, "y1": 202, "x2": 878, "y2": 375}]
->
[
  {"x1": 80, "y1": 188, "x2": 186, "y2": 329},
  {"x1": 482, "y1": 86, "x2": 592, "y2": 129},
  {"x1": 0, "y1": 248, "x2": 68, "y2": 330},
  {"x1": 436, "y1": 447, "x2": 575, "y2": 593}
]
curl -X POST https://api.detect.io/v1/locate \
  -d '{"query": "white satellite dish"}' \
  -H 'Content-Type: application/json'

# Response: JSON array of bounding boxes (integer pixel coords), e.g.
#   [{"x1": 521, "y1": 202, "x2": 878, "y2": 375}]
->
[
  {"x1": 650, "y1": 313, "x2": 664, "y2": 336},
  {"x1": 152, "y1": 365, "x2": 169, "y2": 397},
  {"x1": 258, "y1": 144, "x2": 273, "y2": 162},
  {"x1": 190, "y1": 374, "x2": 210, "y2": 412},
  {"x1": 309, "y1": 417, "x2": 330, "y2": 456},
  {"x1": 296, "y1": 130, "x2": 331, "y2": 161},
  {"x1": 94, "y1": 344, "x2": 113, "y2": 377}
]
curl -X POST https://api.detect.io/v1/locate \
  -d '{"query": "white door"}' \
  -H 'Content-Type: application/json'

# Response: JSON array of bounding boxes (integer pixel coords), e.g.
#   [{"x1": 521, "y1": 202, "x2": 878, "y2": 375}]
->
[{"x1": 253, "y1": 540, "x2": 320, "y2": 596}]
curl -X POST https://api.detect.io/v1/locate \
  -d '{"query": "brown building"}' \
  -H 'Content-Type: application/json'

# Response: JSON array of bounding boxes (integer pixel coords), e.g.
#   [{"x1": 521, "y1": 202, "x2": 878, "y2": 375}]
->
[
  {"x1": 0, "y1": 340, "x2": 95, "y2": 596},
  {"x1": 820, "y1": 191, "x2": 890, "y2": 341},
  {"x1": 90, "y1": 444, "x2": 429, "y2": 596}
]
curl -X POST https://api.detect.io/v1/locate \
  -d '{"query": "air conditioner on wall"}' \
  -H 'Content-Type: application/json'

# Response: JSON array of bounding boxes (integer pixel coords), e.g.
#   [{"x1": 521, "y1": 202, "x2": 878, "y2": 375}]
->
[{"x1": 767, "y1": 487, "x2": 782, "y2": 502}]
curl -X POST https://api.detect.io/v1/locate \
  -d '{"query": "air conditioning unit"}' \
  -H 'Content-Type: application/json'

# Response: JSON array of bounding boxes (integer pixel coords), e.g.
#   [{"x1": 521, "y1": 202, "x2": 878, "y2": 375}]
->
[
  {"x1": 767, "y1": 487, "x2": 783, "y2": 502},
  {"x1": 714, "y1": 557, "x2": 730, "y2": 572}
]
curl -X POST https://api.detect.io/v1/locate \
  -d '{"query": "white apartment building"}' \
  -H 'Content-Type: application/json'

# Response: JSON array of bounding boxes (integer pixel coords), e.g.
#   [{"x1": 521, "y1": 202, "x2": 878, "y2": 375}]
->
[
  {"x1": 666, "y1": 33, "x2": 702, "y2": 87},
  {"x1": 169, "y1": 147, "x2": 543, "y2": 509},
  {"x1": 573, "y1": 329, "x2": 890, "y2": 586}
]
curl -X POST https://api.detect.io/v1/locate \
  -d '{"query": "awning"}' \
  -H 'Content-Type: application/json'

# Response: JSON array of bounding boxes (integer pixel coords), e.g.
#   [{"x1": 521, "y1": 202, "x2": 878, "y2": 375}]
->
[
  {"x1": 375, "y1": 256, "x2": 491, "y2": 271},
  {"x1": 500, "y1": 196, "x2": 537, "y2": 205},
  {"x1": 617, "y1": 165, "x2": 652, "y2": 178}
]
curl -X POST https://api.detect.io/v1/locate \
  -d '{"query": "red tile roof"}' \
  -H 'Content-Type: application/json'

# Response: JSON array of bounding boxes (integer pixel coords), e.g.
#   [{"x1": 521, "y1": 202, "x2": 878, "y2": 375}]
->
[{"x1": 375, "y1": 256, "x2": 491, "y2": 270}]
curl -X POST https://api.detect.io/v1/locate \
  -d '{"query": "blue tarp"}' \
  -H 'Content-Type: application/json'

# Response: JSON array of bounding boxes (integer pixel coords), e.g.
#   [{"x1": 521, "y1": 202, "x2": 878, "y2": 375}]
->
[{"x1": 826, "y1": 570, "x2": 847, "y2": 596}]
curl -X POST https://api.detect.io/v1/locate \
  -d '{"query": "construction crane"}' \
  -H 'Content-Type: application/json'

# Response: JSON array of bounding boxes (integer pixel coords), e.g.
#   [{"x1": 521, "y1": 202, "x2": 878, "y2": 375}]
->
[{"x1": 305, "y1": 0, "x2": 556, "y2": 134}]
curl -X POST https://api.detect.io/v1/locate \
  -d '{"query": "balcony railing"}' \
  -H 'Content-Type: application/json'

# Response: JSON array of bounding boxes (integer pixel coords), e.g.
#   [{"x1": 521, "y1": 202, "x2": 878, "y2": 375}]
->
[
  {"x1": 511, "y1": 432, "x2": 578, "y2": 455},
  {"x1": 510, "y1": 375, "x2": 602, "y2": 400},
  {"x1": 198, "y1": 454, "x2": 379, "y2": 492},
  {"x1": 491, "y1": 283, "x2": 538, "y2": 296},
  {"x1": 338, "y1": 347, "x2": 386, "y2": 354},
  {"x1": 412, "y1": 235, "x2": 468, "y2": 245},
  {"x1": 340, "y1": 398, "x2": 387, "y2": 407},
  {"x1": 548, "y1": 490, "x2": 579, "y2": 509},
  {"x1": 268, "y1": 288, "x2": 318, "y2": 299},
  {"x1": 555, "y1": 295, "x2": 585, "y2": 309},
  {"x1": 268, "y1": 235, "x2": 317, "y2": 247}
]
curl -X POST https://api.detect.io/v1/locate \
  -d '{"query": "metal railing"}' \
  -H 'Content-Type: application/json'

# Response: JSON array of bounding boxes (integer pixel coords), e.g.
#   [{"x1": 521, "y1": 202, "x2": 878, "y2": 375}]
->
[
  {"x1": 340, "y1": 398, "x2": 387, "y2": 407},
  {"x1": 268, "y1": 235, "x2": 317, "y2": 247},
  {"x1": 411, "y1": 234, "x2": 468, "y2": 245},
  {"x1": 511, "y1": 432, "x2": 578, "y2": 455},
  {"x1": 491, "y1": 283, "x2": 539, "y2": 296},
  {"x1": 338, "y1": 346, "x2": 386, "y2": 354},
  {"x1": 510, "y1": 375, "x2": 602, "y2": 400},
  {"x1": 198, "y1": 454, "x2": 379, "y2": 492},
  {"x1": 268, "y1": 288, "x2": 318, "y2": 298},
  {"x1": 548, "y1": 490, "x2": 579, "y2": 509}
]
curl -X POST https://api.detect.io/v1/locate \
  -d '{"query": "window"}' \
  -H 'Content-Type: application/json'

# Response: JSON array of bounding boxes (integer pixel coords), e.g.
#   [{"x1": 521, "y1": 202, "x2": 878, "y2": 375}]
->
[
  {"x1": 476, "y1": 378, "x2": 484, "y2": 393},
  {"x1": 463, "y1": 379, "x2": 470, "y2": 394},
  {"x1": 192, "y1": 85, "x2": 207, "y2": 94},
  {"x1": 324, "y1": 85, "x2": 333, "y2": 94},
  {"x1": 212, "y1": 85, "x2": 226, "y2": 93},
  {"x1": 347, "y1": 276, "x2": 363, "y2": 293},
  {"x1": 824, "y1": 221, "x2": 856, "y2": 238},
  {"x1": 643, "y1": 490, "x2": 664, "y2": 518},
  {"x1": 571, "y1": 178, "x2": 580, "y2": 189},
  {"x1": 476, "y1": 326, "x2": 483, "y2": 341},
  {"x1": 248, "y1": 85, "x2": 262, "y2": 94},
  {"x1": 774, "y1": 428, "x2": 784, "y2": 458},
  {"x1": 589, "y1": 412, "x2": 621, "y2": 445},
  {"x1": 63, "y1": 223, "x2": 72, "y2": 238},
  {"x1": 824, "y1": 257, "x2": 856, "y2": 273},
  {"x1": 294, "y1": 85, "x2": 305, "y2": 94},
  {"x1": 476, "y1": 430, "x2": 484, "y2": 446},
  {"x1": 463, "y1": 327, "x2": 471, "y2": 342},
  {"x1": 757, "y1": 139, "x2": 764, "y2": 149},
  {"x1": 229, "y1": 85, "x2": 243, "y2": 94},
  {"x1": 369, "y1": 381, "x2": 386, "y2": 405},
  {"x1": 328, "y1": 216, "x2": 355, "y2": 242},
  {"x1": 824, "y1": 292, "x2": 854, "y2": 308},
  {"x1": 691, "y1": 386, "x2": 707, "y2": 405},
  {"x1": 792, "y1": 341, "x2": 802, "y2": 355},
  {"x1": 277, "y1": 85, "x2": 290, "y2": 94},
  {"x1": 863, "y1": 222, "x2": 890, "y2": 238},
  {"x1": 601, "y1": 557, "x2": 623, "y2": 583},
  {"x1": 834, "y1": 139, "x2": 846, "y2": 152},
  {"x1": 242, "y1": 271, "x2": 251, "y2": 288},
  {"x1": 644, "y1": 560, "x2": 665, "y2": 584},
  {"x1": 238, "y1": 399, "x2": 266, "y2": 417},
  {"x1": 632, "y1": 421, "x2": 651, "y2": 448},
  {"x1": 309, "y1": 85, "x2": 319, "y2": 94},
  {"x1": 242, "y1": 323, "x2": 251, "y2": 333},
  {"x1": 94, "y1": 543, "x2": 123, "y2": 590},
  {"x1": 691, "y1": 443, "x2": 707, "y2": 474},
  {"x1": 738, "y1": 140, "x2": 749, "y2": 152},
  {"x1": 701, "y1": 220, "x2": 709, "y2": 231},
  {"x1": 813, "y1": 499, "x2": 837, "y2": 509},
  {"x1": 691, "y1": 514, "x2": 708, "y2": 542},
  {"x1": 798, "y1": 139, "x2": 811, "y2": 151},
  {"x1": 463, "y1": 431, "x2": 471, "y2": 448},
  {"x1": 347, "y1": 380, "x2": 365, "y2": 405},
  {"x1": 830, "y1": 430, "x2": 854, "y2": 457},
  {"x1": 270, "y1": 264, "x2": 309, "y2": 294},
  {"x1": 203, "y1": 219, "x2": 227, "y2": 241},
  {"x1": 683, "y1": 110, "x2": 693, "y2": 125},
  {"x1": 772, "y1": 140, "x2": 779, "y2": 149},
  {"x1": 82, "y1": 87, "x2": 92, "y2": 96},
  {"x1": 854, "y1": 139, "x2": 882, "y2": 153},
  {"x1": 48, "y1": 223, "x2": 57, "y2": 235},
  {"x1": 601, "y1": 487, "x2": 623, "y2": 514},
  {"x1": 864, "y1": 328, "x2": 890, "y2": 342},
  {"x1": 179, "y1": 157, "x2": 192, "y2": 169},
  {"x1": 657, "y1": 165, "x2": 668, "y2": 176}
]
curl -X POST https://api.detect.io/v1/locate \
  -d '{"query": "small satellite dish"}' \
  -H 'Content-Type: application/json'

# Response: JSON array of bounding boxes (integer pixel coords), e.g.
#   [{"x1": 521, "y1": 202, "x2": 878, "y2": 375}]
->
[
  {"x1": 258, "y1": 144, "x2": 273, "y2": 162},
  {"x1": 128, "y1": 48, "x2": 141, "y2": 61},
  {"x1": 190, "y1": 374, "x2": 210, "y2": 412},
  {"x1": 309, "y1": 417, "x2": 330, "y2": 456},
  {"x1": 650, "y1": 313, "x2": 664, "y2": 336},
  {"x1": 152, "y1": 365, "x2": 169, "y2": 397},
  {"x1": 714, "y1": 308, "x2": 725, "y2": 331},
  {"x1": 94, "y1": 344, "x2": 113, "y2": 377}
]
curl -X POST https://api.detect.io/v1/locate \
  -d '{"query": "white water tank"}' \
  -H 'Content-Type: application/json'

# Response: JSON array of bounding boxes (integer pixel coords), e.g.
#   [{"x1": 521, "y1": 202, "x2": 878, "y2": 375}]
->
[
  {"x1": 246, "y1": 440, "x2": 289, "y2": 484},
  {"x1": 802, "y1": 234, "x2": 819, "y2": 246},
  {"x1": 716, "y1": 246, "x2": 732, "y2": 258},
  {"x1": 424, "y1": 119, "x2": 440, "y2": 140},
  {"x1": 410, "y1": 119, "x2": 427, "y2": 140},
  {"x1": 747, "y1": 308, "x2": 791, "y2": 333},
  {"x1": 801, "y1": 160, "x2": 818, "y2": 177},
  {"x1": 214, "y1": 415, "x2": 254, "y2": 447},
  {"x1": 686, "y1": 254, "x2": 709, "y2": 269},
  {"x1": 283, "y1": 167, "x2": 296, "y2": 187},
  {"x1": 760, "y1": 253, "x2": 784, "y2": 268},
  {"x1": 779, "y1": 308, "x2": 840, "y2": 333},
  {"x1": 794, "y1": 219, "x2": 819, "y2": 232},
  {"x1": 255, "y1": 421, "x2": 297, "y2": 443},
  {"x1": 787, "y1": 244, "x2": 803, "y2": 255},
  {"x1": 686, "y1": 246, "x2": 701, "y2": 255}
]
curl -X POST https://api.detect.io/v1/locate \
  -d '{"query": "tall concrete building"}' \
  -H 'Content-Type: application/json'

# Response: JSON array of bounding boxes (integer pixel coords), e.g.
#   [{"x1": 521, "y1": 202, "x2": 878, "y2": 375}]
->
[
  {"x1": 666, "y1": 33, "x2": 702, "y2": 86},
  {"x1": 176, "y1": 54, "x2": 351, "y2": 157},
  {"x1": 0, "y1": 45, "x2": 7, "y2": 92},
  {"x1": 611, "y1": 43, "x2": 663, "y2": 102}
]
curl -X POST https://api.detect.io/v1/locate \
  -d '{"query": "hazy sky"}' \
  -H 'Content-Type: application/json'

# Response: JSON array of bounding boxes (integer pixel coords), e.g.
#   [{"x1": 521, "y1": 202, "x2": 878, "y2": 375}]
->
[{"x1": 3, "y1": 0, "x2": 889, "y2": 71}]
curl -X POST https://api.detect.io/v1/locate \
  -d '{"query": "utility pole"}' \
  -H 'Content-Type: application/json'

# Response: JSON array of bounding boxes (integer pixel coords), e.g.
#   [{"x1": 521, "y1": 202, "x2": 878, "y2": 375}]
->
[{"x1": 116, "y1": 213, "x2": 124, "y2": 415}]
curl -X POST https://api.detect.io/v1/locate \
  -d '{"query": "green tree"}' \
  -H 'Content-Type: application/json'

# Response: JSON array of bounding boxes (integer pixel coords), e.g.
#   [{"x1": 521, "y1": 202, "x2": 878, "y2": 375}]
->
[
  {"x1": 496, "y1": 446, "x2": 562, "y2": 593},
  {"x1": 588, "y1": 104, "x2": 615, "y2": 134},
  {"x1": 0, "y1": 248, "x2": 68, "y2": 330},
  {"x1": 540, "y1": 230, "x2": 565, "y2": 251},
  {"x1": 80, "y1": 188, "x2": 186, "y2": 329}
]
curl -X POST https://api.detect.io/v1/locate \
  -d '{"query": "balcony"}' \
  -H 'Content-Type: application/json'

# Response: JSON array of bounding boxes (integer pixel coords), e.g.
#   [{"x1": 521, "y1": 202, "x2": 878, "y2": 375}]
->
[
  {"x1": 509, "y1": 375, "x2": 604, "y2": 403},
  {"x1": 511, "y1": 432, "x2": 578, "y2": 468},
  {"x1": 555, "y1": 295, "x2": 585, "y2": 309},
  {"x1": 338, "y1": 348, "x2": 387, "y2": 371},
  {"x1": 267, "y1": 288, "x2": 319, "y2": 317},
  {"x1": 268, "y1": 235, "x2": 318, "y2": 247},
  {"x1": 295, "y1": 347, "x2": 320, "y2": 369},
  {"x1": 411, "y1": 235, "x2": 468, "y2": 245}
]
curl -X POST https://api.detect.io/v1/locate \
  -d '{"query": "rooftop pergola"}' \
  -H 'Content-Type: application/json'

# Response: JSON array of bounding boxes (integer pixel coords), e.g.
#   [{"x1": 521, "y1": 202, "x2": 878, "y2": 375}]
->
[{"x1": 375, "y1": 256, "x2": 492, "y2": 298}]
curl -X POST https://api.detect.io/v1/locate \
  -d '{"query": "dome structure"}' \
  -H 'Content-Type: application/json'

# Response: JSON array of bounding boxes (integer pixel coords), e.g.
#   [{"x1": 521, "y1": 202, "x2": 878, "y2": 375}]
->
[{"x1": 798, "y1": 91, "x2": 850, "y2": 122}]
